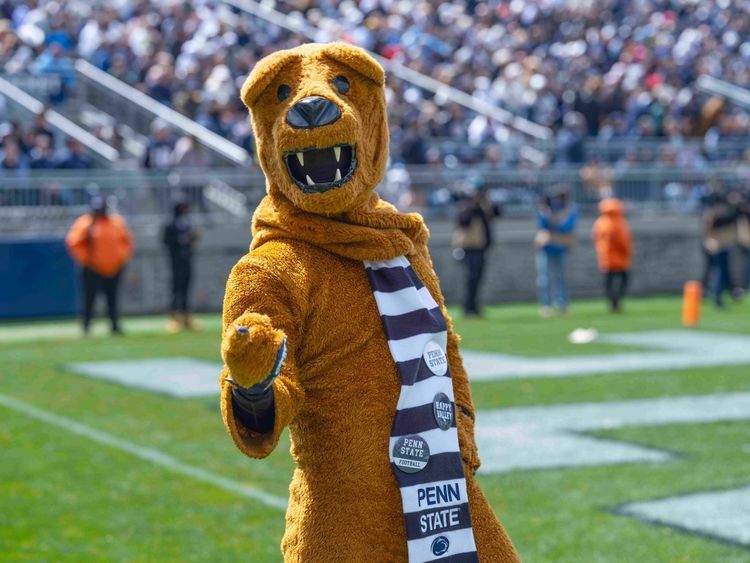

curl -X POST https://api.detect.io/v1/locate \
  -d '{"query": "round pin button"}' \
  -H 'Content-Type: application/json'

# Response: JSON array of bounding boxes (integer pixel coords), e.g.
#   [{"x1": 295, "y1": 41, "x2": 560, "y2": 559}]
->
[
  {"x1": 392, "y1": 434, "x2": 431, "y2": 474},
  {"x1": 433, "y1": 392, "x2": 453, "y2": 430},
  {"x1": 423, "y1": 340, "x2": 448, "y2": 376}
]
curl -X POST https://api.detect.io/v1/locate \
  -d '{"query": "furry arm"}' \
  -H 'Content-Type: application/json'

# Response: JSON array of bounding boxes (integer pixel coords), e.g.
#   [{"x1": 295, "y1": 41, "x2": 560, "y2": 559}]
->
[{"x1": 219, "y1": 255, "x2": 305, "y2": 459}]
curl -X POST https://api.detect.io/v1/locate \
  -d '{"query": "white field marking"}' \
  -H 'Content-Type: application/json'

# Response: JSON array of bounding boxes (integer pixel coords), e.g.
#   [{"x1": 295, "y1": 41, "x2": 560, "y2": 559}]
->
[
  {"x1": 67, "y1": 358, "x2": 220, "y2": 398},
  {"x1": 67, "y1": 330, "x2": 750, "y2": 399},
  {"x1": 475, "y1": 392, "x2": 750, "y2": 474},
  {"x1": 0, "y1": 316, "x2": 222, "y2": 344},
  {"x1": 0, "y1": 393, "x2": 288, "y2": 511},
  {"x1": 617, "y1": 486, "x2": 750, "y2": 547},
  {"x1": 463, "y1": 330, "x2": 750, "y2": 380}
]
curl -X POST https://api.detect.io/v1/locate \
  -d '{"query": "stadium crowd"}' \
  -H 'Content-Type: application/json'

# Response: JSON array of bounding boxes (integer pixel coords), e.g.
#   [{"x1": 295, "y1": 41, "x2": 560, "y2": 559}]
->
[
  {"x1": 1, "y1": 0, "x2": 750, "y2": 171},
  {"x1": 0, "y1": 111, "x2": 92, "y2": 171}
]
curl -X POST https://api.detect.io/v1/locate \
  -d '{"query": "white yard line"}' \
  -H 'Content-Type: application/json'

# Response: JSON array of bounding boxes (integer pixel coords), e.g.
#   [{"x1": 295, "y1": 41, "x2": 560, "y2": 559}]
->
[
  {"x1": 464, "y1": 330, "x2": 750, "y2": 380},
  {"x1": 475, "y1": 392, "x2": 750, "y2": 473},
  {"x1": 618, "y1": 486, "x2": 750, "y2": 546},
  {"x1": 0, "y1": 393, "x2": 288, "y2": 511},
  {"x1": 0, "y1": 316, "x2": 222, "y2": 344}
]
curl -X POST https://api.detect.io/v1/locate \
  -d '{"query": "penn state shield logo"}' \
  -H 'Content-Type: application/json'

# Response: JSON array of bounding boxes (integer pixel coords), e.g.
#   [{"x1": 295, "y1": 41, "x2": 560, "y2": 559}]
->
[{"x1": 431, "y1": 536, "x2": 450, "y2": 557}]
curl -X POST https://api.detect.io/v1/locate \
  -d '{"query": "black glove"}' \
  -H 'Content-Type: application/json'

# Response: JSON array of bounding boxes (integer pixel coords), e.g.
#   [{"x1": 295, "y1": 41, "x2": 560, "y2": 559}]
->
[{"x1": 229, "y1": 335, "x2": 287, "y2": 433}]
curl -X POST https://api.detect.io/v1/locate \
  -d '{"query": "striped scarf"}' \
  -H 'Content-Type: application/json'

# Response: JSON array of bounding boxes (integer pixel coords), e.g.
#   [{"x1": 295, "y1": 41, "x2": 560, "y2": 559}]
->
[{"x1": 364, "y1": 256, "x2": 478, "y2": 562}]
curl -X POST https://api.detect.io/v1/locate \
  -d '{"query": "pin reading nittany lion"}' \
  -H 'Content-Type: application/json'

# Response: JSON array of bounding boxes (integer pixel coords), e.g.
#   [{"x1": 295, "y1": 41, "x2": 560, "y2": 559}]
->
[{"x1": 219, "y1": 42, "x2": 520, "y2": 563}]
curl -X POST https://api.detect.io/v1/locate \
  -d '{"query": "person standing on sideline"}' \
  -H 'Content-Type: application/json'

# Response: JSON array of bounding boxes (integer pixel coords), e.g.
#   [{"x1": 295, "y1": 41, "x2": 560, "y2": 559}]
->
[
  {"x1": 535, "y1": 186, "x2": 578, "y2": 317},
  {"x1": 163, "y1": 198, "x2": 200, "y2": 331},
  {"x1": 65, "y1": 197, "x2": 133, "y2": 335},
  {"x1": 452, "y1": 177, "x2": 501, "y2": 317},
  {"x1": 592, "y1": 198, "x2": 633, "y2": 312},
  {"x1": 702, "y1": 189, "x2": 738, "y2": 307},
  {"x1": 737, "y1": 190, "x2": 750, "y2": 291}
]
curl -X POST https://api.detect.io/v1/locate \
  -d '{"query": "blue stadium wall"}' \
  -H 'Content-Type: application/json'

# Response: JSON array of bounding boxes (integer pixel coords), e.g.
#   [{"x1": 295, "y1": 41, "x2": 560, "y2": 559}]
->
[
  {"x1": 0, "y1": 237, "x2": 79, "y2": 319},
  {"x1": 0, "y1": 216, "x2": 731, "y2": 318}
]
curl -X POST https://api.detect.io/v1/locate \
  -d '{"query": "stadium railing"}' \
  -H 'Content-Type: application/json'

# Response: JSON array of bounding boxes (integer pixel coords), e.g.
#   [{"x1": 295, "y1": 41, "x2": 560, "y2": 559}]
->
[
  {"x1": 0, "y1": 168, "x2": 266, "y2": 233},
  {"x1": 73, "y1": 60, "x2": 252, "y2": 168},
  {"x1": 696, "y1": 74, "x2": 750, "y2": 111},
  {"x1": 3, "y1": 165, "x2": 748, "y2": 233},
  {"x1": 0, "y1": 75, "x2": 120, "y2": 166},
  {"x1": 405, "y1": 164, "x2": 750, "y2": 218}
]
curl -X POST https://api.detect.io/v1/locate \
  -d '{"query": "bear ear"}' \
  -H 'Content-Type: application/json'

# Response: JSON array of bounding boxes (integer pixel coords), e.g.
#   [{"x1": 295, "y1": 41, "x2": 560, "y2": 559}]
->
[
  {"x1": 241, "y1": 49, "x2": 301, "y2": 109},
  {"x1": 322, "y1": 42, "x2": 385, "y2": 87}
]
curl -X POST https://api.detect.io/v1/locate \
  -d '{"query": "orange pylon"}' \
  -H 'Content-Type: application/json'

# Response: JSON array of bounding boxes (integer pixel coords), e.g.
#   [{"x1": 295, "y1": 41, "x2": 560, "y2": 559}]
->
[{"x1": 682, "y1": 281, "x2": 702, "y2": 327}]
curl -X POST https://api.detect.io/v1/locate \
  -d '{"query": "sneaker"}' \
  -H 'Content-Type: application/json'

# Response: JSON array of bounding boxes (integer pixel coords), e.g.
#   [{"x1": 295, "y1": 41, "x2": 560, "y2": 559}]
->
[
  {"x1": 539, "y1": 306, "x2": 554, "y2": 318},
  {"x1": 167, "y1": 316, "x2": 181, "y2": 333},
  {"x1": 181, "y1": 314, "x2": 200, "y2": 330}
]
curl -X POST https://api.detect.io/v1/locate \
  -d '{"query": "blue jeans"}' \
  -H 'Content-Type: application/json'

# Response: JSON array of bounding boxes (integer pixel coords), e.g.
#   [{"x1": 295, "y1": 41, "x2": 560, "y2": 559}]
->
[
  {"x1": 709, "y1": 250, "x2": 731, "y2": 306},
  {"x1": 537, "y1": 252, "x2": 568, "y2": 310}
]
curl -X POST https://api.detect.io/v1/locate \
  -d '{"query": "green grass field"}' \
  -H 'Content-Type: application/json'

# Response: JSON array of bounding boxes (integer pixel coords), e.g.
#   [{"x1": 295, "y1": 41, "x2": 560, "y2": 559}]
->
[{"x1": 1, "y1": 297, "x2": 749, "y2": 562}]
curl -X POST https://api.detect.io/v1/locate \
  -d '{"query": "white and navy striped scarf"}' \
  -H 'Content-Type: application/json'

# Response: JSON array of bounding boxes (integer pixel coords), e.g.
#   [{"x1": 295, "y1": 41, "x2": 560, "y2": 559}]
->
[{"x1": 364, "y1": 256, "x2": 478, "y2": 563}]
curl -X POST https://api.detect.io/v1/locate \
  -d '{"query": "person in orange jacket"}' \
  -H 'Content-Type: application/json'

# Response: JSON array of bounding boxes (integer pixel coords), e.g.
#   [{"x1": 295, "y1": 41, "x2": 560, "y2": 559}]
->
[
  {"x1": 592, "y1": 198, "x2": 633, "y2": 312},
  {"x1": 65, "y1": 196, "x2": 134, "y2": 334}
]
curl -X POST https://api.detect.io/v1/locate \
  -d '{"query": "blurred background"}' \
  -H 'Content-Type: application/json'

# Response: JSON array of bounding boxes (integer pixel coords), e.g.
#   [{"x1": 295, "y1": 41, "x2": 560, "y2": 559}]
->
[{"x1": 1, "y1": 1, "x2": 749, "y2": 561}]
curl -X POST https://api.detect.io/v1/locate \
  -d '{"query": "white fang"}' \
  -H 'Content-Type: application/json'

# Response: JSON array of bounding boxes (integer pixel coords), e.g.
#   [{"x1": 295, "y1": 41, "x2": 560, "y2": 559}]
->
[
  {"x1": 306, "y1": 175, "x2": 315, "y2": 186},
  {"x1": 335, "y1": 168, "x2": 342, "y2": 181},
  {"x1": 334, "y1": 146, "x2": 341, "y2": 162},
  {"x1": 296, "y1": 152, "x2": 304, "y2": 166}
]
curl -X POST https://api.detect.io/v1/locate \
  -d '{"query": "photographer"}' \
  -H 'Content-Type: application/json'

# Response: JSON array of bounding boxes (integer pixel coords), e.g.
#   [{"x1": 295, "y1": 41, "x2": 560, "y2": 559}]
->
[{"x1": 452, "y1": 176, "x2": 501, "y2": 317}]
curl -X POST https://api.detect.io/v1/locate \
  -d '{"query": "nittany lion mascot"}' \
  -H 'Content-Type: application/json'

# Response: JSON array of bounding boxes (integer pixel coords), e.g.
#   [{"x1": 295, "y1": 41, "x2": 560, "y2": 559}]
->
[{"x1": 219, "y1": 42, "x2": 520, "y2": 563}]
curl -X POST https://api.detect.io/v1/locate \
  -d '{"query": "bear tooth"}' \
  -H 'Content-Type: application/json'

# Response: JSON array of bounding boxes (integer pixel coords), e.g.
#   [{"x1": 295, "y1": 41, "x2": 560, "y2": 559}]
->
[
  {"x1": 334, "y1": 146, "x2": 341, "y2": 162},
  {"x1": 306, "y1": 175, "x2": 315, "y2": 186},
  {"x1": 335, "y1": 168, "x2": 342, "y2": 181},
  {"x1": 296, "y1": 152, "x2": 304, "y2": 166}
]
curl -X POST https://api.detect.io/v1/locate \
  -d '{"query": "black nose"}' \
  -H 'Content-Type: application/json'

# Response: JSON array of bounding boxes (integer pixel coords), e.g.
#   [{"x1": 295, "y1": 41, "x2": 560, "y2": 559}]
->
[{"x1": 286, "y1": 96, "x2": 341, "y2": 129}]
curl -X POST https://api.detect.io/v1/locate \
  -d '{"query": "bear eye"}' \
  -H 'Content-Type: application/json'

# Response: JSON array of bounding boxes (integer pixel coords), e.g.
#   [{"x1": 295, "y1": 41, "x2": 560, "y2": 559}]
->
[
  {"x1": 277, "y1": 84, "x2": 292, "y2": 102},
  {"x1": 332, "y1": 75, "x2": 349, "y2": 95}
]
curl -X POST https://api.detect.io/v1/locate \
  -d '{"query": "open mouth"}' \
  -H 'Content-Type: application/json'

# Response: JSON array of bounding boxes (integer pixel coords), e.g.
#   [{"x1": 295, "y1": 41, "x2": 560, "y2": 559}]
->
[{"x1": 284, "y1": 144, "x2": 356, "y2": 193}]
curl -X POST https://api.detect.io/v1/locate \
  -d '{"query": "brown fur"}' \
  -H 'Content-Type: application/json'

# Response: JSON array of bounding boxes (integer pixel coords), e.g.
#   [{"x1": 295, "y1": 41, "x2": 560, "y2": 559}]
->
[{"x1": 220, "y1": 42, "x2": 520, "y2": 562}]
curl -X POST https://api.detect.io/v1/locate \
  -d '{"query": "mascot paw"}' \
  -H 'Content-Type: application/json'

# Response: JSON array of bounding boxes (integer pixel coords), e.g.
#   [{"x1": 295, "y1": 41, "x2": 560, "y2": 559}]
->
[{"x1": 221, "y1": 312, "x2": 287, "y2": 388}]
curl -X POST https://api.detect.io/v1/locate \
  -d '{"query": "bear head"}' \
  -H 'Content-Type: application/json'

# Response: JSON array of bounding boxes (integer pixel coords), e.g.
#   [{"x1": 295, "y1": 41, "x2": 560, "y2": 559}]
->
[{"x1": 241, "y1": 43, "x2": 389, "y2": 216}]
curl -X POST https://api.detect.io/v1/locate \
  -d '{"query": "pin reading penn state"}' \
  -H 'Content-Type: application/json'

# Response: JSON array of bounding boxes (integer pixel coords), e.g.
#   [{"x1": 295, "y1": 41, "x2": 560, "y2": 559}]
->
[
  {"x1": 423, "y1": 340, "x2": 448, "y2": 376},
  {"x1": 392, "y1": 434, "x2": 430, "y2": 474},
  {"x1": 432, "y1": 392, "x2": 453, "y2": 430}
]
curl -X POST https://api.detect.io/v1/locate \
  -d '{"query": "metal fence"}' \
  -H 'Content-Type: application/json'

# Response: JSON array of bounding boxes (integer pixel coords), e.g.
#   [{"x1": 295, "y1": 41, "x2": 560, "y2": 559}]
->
[
  {"x1": 398, "y1": 164, "x2": 750, "y2": 218},
  {"x1": 0, "y1": 169, "x2": 266, "y2": 233},
  {"x1": 2, "y1": 165, "x2": 749, "y2": 232}
]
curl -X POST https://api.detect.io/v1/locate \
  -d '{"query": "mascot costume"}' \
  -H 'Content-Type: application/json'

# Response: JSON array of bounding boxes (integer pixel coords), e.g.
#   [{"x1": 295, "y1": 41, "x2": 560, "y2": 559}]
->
[{"x1": 219, "y1": 42, "x2": 520, "y2": 563}]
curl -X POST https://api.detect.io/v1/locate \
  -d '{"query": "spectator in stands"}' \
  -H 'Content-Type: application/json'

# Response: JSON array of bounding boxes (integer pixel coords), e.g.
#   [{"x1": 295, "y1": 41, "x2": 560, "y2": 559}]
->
[
  {"x1": 32, "y1": 41, "x2": 75, "y2": 103},
  {"x1": 65, "y1": 196, "x2": 133, "y2": 335},
  {"x1": 6, "y1": 0, "x2": 750, "y2": 169},
  {"x1": 172, "y1": 135, "x2": 209, "y2": 169},
  {"x1": 0, "y1": 138, "x2": 28, "y2": 171},
  {"x1": 453, "y1": 176, "x2": 501, "y2": 317},
  {"x1": 535, "y1": 186, "x2": 578, "y2": 317},
  {"x1": 28, "y1": 134, "x2": 57, "y2": 169},
  {"x1": 143, "y1": 119, "x2": 175, "y2": 170},
  {"x1": 580, "y1": 157, "x2": 614, "y2": 199},
  {"x1": 30, "y1": 112, "x2": 54, "y2": 146},
  {"x1": 145, "y1": 63, "x2": 174, "y2": 106},
  {"x1": 59, "y1": 137, "x2": 92, "y2": 169},
  {"x1": 556, "y1": 112, "x2": 586, "y2": 165},
  {"x1": 172, "y1": 135, "x2": 210, "y2": 214},
  {"x1": 592, "y1": 198, "x2": 633, "y2": 313},
  {"x1": 163, "y1": 197, "x2": 199, "y2": 332}
]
